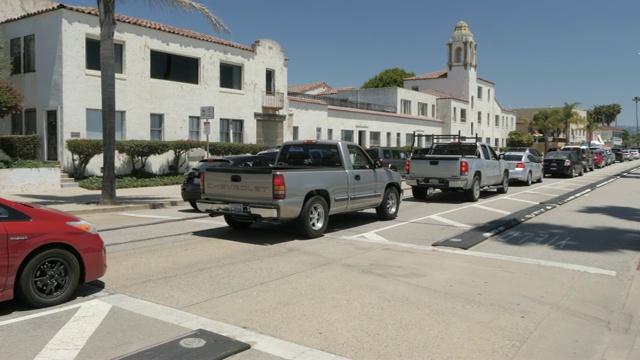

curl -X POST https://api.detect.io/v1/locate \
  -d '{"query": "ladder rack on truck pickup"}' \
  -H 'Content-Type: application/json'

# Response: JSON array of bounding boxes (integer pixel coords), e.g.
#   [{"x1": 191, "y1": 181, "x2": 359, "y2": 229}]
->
[{"x1": 409, "y1": 131, "x2": 480, "y2": 157}]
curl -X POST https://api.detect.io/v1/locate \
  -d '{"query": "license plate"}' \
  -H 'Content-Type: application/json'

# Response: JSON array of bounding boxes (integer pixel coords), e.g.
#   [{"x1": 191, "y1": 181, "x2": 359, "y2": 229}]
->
[
  {"x1": 230, "y1": 204, "x2": 243, "y2": 213},
  {"x1": 550, "y1": 167, "x2": 556, "y2": 171},
  {"x1": 429, "y1": 179, "x2": 439, "y2": 184}
]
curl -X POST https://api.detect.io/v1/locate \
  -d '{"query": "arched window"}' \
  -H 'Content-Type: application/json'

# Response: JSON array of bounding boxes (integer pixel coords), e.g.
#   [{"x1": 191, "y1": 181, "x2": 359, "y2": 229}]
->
[{"x1": 454, "y1": 47, "x2": 463, "y2": 63}]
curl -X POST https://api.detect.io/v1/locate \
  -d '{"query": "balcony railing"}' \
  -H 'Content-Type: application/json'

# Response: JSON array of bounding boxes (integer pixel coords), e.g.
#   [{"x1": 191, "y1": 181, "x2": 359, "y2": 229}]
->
[
  {"x1": 288, "y1": 92, "x2": 397, "y2": 113},
  {"x1": 262, "y1": 91, "x2": 284, "y2": 110}
]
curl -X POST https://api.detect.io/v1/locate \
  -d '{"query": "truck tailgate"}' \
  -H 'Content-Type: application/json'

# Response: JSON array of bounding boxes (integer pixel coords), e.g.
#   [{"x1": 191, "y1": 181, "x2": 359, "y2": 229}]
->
[
  {"x1": 202, "y1": 167, "x2": 274, "y2": 204},
  {"x1": 410, "y1": 156, "x2": 462, "y2": 178}
]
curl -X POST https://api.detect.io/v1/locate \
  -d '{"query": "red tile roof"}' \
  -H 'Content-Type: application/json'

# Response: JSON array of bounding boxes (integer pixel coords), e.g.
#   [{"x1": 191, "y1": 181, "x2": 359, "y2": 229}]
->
[
  {"x1": 288, "y1": 82, "x2": 332, "y2": 93},
  {"x1": 405, "y1": 70, "x2": 448, "y2": 81},
  {"x1": 1, "y1": 4, "x2": 253, "y2": 52}
]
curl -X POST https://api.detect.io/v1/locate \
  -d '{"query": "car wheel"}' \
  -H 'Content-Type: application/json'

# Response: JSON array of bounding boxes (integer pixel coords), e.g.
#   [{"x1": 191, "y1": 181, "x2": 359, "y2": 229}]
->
[
  {"x1": 579, "y1": 166, "x2": 584, "y2": 176},
  {"x1": 376, "y1": 187, "x2": 400, "y2": 220},
  {"x1": 17, "y1": 248, "x2": 80, "y2": 308},
  {"x1": 224, "y1": 214, "x2": 253, "y2": 229},
  {"x1": 464, "y1": 175, "x2": 480, "y2": 202},
  {"x1": 570, "y1": 167, "x2": 575, "y2": 178},
  {"x1": 497, "y1": 172, "x2": 509, "y2": 194},
  {"x1": 590, "y1": 163, "x2": 595, "y2": 171},
  {"x1": 537, "y1": 170, "x2": 544, "y2": 183},
  {"x1": 411, "y1": 186, "x2": 428, "y2": 199},
  {"x1": 525, "y1": 172, "x2": 532, "y2": 186},
  {"x1": 296, "y1": 196, "x2": 328, "y2": 238},
  {"x1": 189, "y1": 201, "x2": 200, "y2": 211}
]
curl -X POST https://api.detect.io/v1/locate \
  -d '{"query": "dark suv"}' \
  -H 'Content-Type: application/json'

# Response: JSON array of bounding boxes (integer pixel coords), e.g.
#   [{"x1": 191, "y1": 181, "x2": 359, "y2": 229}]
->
[
  {"x1": 365, "y1": 147, "x2": 409, "y2": 175},
  {"x1": 561, "y1": 145, "x2": 594, "y2": 172}
]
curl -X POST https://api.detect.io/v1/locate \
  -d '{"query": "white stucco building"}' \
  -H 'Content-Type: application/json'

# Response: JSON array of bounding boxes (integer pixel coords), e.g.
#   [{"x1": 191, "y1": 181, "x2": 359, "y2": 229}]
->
[{"x1": 1, "y1": 4, "x2": 288, "y2": 174}]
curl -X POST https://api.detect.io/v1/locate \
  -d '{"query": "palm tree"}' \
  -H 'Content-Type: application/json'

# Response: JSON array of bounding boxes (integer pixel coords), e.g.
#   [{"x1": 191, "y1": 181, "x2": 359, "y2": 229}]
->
[
  {"x1": 532, "y1": 109, "x2": 562, "y2": 153},
  {"x1": 560, "y1": 102, "x2": 580, "y2": 144},
  {"x1": 633, "y1": 97, "x2": 640, "y2": 148},
  {"x1": 96, "y1": 0, "x2": 229, "y2": 204}
]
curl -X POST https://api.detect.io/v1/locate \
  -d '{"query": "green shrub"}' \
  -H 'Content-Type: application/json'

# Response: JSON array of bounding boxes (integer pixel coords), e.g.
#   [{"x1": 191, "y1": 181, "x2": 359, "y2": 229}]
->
[
  {"x1": 0, "y1": 148, "x2": 11, "y2": 168},
  {"x1": 66, "y1": 139, "x2": 103, "y2": 179},
  {"x1": 168, "y1": 140, "x2": 204, "y2": 174},
  {"x1": 116, "y1": 140, "x2": 170, "y2": 176},
  {"x1": 10, "y1": 159, "x2": 58, "y2": 168},
  {"x1": 0, "y1": 135, "x2": 39, "y2": 160},
  {"x1": 78, "y1": 174, "x2": 183, "y2": 190},
  {"x1": 207, "y1": 142, "x2": 268, "y2": 156}
]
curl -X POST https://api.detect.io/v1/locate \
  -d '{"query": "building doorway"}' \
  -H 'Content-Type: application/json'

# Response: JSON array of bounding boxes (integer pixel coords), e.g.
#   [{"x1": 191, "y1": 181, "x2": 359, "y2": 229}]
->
[{"x1": 46, "y1": 110, "x2": 58, "y2": 161}]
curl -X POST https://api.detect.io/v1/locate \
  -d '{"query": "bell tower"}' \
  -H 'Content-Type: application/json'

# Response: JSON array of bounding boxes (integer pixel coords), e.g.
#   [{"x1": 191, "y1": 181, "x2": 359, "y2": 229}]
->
[{"x1": 447, "y1": 21, "x2": 477, "y2": 71}]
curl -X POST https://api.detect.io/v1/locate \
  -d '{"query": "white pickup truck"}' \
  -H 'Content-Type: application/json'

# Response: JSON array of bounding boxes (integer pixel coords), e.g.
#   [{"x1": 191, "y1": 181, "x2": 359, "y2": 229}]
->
[
  {"x1": 196, "y1": 140, "x2": 403, "y2": 238},
  {"x1": 405, "y1": 133, "x2": 509, "y2": 202}
]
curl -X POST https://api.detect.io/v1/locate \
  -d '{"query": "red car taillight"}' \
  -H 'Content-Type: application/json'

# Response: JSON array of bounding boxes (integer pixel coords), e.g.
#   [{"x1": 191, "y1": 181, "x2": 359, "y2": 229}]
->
[
  {"x1": 564, "y1": 159, "x2": 571, "y2": 167},
  {"x1": 273, "y1": 174, "x2": 285, "y2": 199},
  {"x1": 460, "y1": 161, "x2": 469, "y2": 176},
  {"x1": 405, "y1": 159, "x2": 410, "y2": 173},
  {"x1": 200, "y1": 172, "x2": 205, "y2": 193},
  {"x1": 516, "y1": 163, "x2": 525, "y2": 169}
]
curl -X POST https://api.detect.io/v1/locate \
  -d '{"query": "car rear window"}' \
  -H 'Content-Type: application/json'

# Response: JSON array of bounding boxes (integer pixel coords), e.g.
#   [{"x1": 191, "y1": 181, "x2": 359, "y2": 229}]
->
[{"x1": 504, "y1": 154, "x2": 524, "y2": 161}]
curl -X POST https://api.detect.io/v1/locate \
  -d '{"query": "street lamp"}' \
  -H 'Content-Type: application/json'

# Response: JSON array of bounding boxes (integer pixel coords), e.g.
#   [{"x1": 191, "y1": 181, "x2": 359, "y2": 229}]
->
[{"x1": 634, "y1": 97, "x2": 640, "y2": 148}]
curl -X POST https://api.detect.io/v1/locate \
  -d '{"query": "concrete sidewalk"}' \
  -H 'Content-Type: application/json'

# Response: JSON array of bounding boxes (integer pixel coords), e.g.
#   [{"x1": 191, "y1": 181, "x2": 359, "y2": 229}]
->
[{"x1": 0, "y1": 185, "x2": 186, "y2": 215}]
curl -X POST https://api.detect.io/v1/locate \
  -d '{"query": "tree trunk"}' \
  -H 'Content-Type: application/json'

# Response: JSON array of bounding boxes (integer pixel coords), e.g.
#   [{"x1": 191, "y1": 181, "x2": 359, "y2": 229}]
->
[{"x1": 98, "y1": 0, "x2": 117, "y2": 205}]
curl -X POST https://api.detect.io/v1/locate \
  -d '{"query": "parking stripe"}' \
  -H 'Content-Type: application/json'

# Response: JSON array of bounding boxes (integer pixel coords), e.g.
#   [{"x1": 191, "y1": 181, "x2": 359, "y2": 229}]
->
[
  {"x1": 472, "y1": 204, "x2": 511, "y2": 215},
  {"x1": 35, "y1": 300, "x2": 112, "y2": 360},
  {"x1": 430, "y1": 215, "x2": 471, "y2": 229},
  {"x1": 502, "y1": 197, "x2": 539, "y2": 204}
]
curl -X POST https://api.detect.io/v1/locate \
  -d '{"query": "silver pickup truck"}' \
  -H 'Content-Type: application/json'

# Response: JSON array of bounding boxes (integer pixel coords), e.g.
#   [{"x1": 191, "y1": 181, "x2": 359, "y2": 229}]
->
[
  {"x1": 405, "y1": 133, "x2": 509, "y2": 202},
  {"x1": 196, "y1": 140, "x2": 403, "y2": 238}
]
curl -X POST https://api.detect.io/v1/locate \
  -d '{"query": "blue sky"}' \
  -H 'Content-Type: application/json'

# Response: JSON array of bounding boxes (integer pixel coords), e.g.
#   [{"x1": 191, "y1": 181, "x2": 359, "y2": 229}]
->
[{"x1": 62, "y1": 0, "x2": 640, "y2": 127}]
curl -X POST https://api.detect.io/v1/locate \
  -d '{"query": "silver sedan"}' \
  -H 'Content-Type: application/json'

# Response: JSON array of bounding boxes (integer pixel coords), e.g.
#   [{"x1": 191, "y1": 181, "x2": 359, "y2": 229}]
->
[{"x1": 502, "y1": 151, "x2": 544, "y2": 186}]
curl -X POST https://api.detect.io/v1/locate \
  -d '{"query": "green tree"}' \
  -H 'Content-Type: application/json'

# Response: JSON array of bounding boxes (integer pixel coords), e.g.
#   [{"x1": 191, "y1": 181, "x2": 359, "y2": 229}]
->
[
  {"x1": 96, "y1": 0, "x2": 229, "y2": 205},
  {"x1": 361, "y1": 67, "x2": 415, "y2": 88},
  {"x1": 633, "y1": 97, "x2": 640, "y2": 148},
  {"x1": 584, "y1": 110, "x2": 602, "y2": 144},
  {"x1": 591, "y1": 104, "x2": 621, "y2": 126},
  {"x1": 506, "y1": 130, "x2": 534, "y2": 147},
  {"x1": 559, "y1": 102, "x2": 580, "y2": 143},
  {"x1": 532, "y1": 109, "x2": 562, "y2": 153}
]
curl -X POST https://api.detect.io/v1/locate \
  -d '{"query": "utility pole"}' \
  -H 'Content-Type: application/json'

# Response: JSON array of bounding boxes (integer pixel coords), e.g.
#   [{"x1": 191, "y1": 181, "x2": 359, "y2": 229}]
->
[{"x1": 634, "y1": 97, "x2": 640, "y2": 148}]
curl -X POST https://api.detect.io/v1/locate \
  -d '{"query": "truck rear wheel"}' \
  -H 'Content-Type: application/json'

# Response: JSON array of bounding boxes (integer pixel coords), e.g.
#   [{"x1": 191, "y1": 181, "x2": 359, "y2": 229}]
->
[
  {"x1": 411, "y1": 186, "x2": 428, "y2": 199},
  {"x1": 465, "y1": 175, "x2": 480, "y2": 202},
  {"x1": 224, "y1": 215, "x2": 253, "y2": 229},
  {"x1": 296, "y1": 196, "x2": 328, "y2": 238},
  {"x1": 497, "y1": 172, "x2": 509, "y2": 194},
  {"x1": 376, "y1": 187, "x2": 399, "y2": 220}
]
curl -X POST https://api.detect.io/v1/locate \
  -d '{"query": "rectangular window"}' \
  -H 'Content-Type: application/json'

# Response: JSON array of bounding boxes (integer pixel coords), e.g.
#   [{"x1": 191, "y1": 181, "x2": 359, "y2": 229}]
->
[
  {"x1": 86, "y1": 38, "x2": 123, "y2": 73},
  {"x1": 477, "y1": 111, "x2": 482, "y2": 123},
  {"x1": 327, "y1": 128, "x2": 333, "y2": 140},
  {"x1": 11, "y1": 112, "x2": 23, "y2": 134},
  {"x1": 220, "y1": 119, "x2": 243, "y2": 143},
  {"x1": 453, "y1": 107, "x2": 457, "y2": 122},
  {"x1": 341, "y1": 130, "x2": 354, "y2": 142},
  {"x1": 293, "y1": 126, "x2": 299, "y2": 140},
  {"x1": 23, "y1": 35, "x2": 35, "y2": 73},
  {"x1": 477, "y1": 86, "x2": 482, "y2": 99},
  {"x1": 369, "y1": 132, "x2": 381, "y2": 147},
  {"x1": 220, "y1": 63, "x2": 242, "y2": 90},
  {"x1": 86, "y1": 109, "x2": 124, "y2": 140},
  {"x1": 432, "y1": 104, "x2": 436, "y2": 118},
  {"x1": 418, "y1": 102, "x2": 428, "y2": 117},
  {"x1": 401, "y1": 99, "x2": 411, "y2": 115},
  {"x1": 10, "y1": 38, "x2": 21, "y2": 74},
  {"x1": 316, "y1": 127, "x2": 322, "y2": 140},
  {"x1": 488, "y1": 89, "x2": 491, "y2": 101},
  {"x1": 150, "y1": 114, "x2": 164, "y2": 140},
  {"x1": 471, "y1": 96, "x2": 474, "y2": 109},
  {"x1": 494, "y1": 138, "x2": 499, "y2": 147},
  {"x1": 25, "y1": 109, "x2": 36, "y2": 134},
  {"x1": 386, "y1": 132, "x2": 392, "y2": 146},
  {"x1": 188, "y1": 116, "x2": 200, "y2": 141},
  {"x1": 150, "y1": 50, "x2": 199, "y2": 84},
  {"x1": 487, "y1": 113, "x2": 490, "y2": 126},
  {"x1": 460, "y1": 109, "x2": 467, "y2": 123},
  {"x1": 266, "y1": 69, "x2": 275, "y2": 93},
  {"x1": 485, "y1": 137, "x2": 491, "y2": 144},
  {"x1": 405, "y1": 133, "x2": 413, "y2": 146},
  {"x1": 396, "y1": 132, "x2": 401, "y2": 147},
  {"x1": 495, "y1": 115, "x2": 500, "y2": 127}
]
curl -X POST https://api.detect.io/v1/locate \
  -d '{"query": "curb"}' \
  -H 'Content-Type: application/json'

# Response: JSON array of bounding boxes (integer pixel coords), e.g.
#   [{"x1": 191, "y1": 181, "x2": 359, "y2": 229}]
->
[{"x1": 67, "y1": 200, "x2": 187, "y2": 216}]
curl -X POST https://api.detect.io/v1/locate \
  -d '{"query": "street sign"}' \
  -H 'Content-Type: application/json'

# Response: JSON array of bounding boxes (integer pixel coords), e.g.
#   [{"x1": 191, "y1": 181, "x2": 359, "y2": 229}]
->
[
  {"x1": 203, "y1": 121, "x2": 210, "y2": 135},
  {"x1": 200, "y1": 106, "x2": 214, "y2": 119}
]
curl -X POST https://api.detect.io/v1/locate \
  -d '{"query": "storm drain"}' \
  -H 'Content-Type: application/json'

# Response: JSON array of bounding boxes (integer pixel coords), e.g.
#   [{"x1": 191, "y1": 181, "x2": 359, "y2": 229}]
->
[{"x1": 114, "y1": 328, "x2": 250, "y2": 360}]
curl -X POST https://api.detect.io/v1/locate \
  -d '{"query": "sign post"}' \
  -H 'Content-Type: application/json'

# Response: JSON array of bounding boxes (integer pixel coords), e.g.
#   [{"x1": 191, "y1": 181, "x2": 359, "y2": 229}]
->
[{"x1": 200, "y1": 106, "x2": 215, "y2": 156}]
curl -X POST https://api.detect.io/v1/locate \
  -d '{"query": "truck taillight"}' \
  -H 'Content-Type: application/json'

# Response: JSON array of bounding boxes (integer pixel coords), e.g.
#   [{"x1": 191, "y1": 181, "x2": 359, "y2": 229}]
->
[
  {"x1": 273, "y1": 174, "x2": 285, "y2": 199},
  {"x1": 200, "y1": 172, "x2": 205, "y2": 193},
  {"x1": 564, "y1": 159, "x2": 571, "y2": 167},
  {"x1": 460, "y1": 161, "x2": 469, "y2": 176},
  {"x1": 516, "y1": 163, "x2": 525, "y2": 169},
  {"x1": 405, "y1": 159, "x2": 410, "y2": 173}
]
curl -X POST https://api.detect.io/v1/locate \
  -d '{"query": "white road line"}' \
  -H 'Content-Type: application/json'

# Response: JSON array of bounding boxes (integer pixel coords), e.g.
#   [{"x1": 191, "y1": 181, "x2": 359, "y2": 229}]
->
[
  {"x1": 502, "y1": 197, "x2": 539, "y2": 204},
  {"x1": 472, "y1": 204, "x2": 511, "y2": 215},
  {"x1": 430, "y1": 215, "x2": 472, "y2": 229},
  {"x1": 0, "y1": 301, "x2": 88, "y2": 326},
  {"x1": 116, "y1": 213, "x2": 182, "y2": 219},
  {"x1": 435, "y1": 248, "x2": 616, "y2": 276},
  {"x1": 522, "y1": 191, "x2": 556, "y2": 196},
  {"x1": 101, "y1": 294, "x2": 348, "y2": 360},
  {"x1": 35, "y1": 300, "x2": 112, "y2": 360}
]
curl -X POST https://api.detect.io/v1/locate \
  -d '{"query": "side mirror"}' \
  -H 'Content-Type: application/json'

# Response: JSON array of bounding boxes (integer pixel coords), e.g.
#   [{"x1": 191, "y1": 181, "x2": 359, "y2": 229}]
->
[
  {"x1": 374, "y1": 160, "x2": 383, "y2": 169},
  {"x1": 498, "y1": 153, "x2": 505, "y2": 160}
]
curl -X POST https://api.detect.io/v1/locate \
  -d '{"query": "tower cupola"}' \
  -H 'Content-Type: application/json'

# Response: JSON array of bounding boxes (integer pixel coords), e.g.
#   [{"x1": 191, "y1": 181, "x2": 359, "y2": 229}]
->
[{"x1": 447, "y1": 21, "x2": 477, "y2": 70}]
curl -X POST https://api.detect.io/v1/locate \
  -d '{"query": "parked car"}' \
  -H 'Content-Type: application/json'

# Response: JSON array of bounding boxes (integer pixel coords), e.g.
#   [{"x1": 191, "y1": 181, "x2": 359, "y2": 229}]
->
[
  {"x1": 0, "y1": 198, "x2": 107, "y2": 308},
  {"x1": 561, "y1": 145, "x2": 594, "y2": 172},
  {"x1": 506, "y1": 147, "x2": 543, "y2": 161},
  {"x1": 621, "y1": 149, "x2": 633, "y2": 161},
  {"x1": 181, "y1": 155, "x2": 275, "y2": 210},
  {"x1": 612, "y1": 148, "x2": 623, "y2": 162},
  {"x1": 257, "y1": 148, "x2": 280, "y2": 159},
  {"x1": 502, "y1": 151, "x2": 544, "y2": 186},
  {"x1": 365, "y1": 147, "x2": 410, "y2": 175},
  {"x1": 604, "y1": 149, "x2": 614, "y2": 165},
  {"x1": 591, "y1": 150, "x2": 605, "y2": 169},
  {"x1": 544, "y1": 151, "x2": 584, "y2": 178},
  {"x1": 630, "y1": 149, "x2": 640, "y2": 160}
]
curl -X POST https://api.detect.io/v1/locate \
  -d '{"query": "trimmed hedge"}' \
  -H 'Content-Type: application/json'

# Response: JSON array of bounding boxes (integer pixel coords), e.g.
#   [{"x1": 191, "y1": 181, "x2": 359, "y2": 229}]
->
[{"x1": 0, "y1": 135, "x2": 39, "y2": 160}]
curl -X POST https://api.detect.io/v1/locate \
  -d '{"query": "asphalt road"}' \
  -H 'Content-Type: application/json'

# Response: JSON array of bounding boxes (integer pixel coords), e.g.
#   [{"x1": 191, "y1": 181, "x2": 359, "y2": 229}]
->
[{"x1": 1, "y1": 160, "x2": 640, "y2": 360}]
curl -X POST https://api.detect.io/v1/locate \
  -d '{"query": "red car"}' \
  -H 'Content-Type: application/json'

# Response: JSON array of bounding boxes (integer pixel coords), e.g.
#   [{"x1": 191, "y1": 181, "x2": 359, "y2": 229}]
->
[
  {"x1": 592, "y1": 150, "x2": 605, "y2": 169},
  {"x1": 0, "y1": 198, "x2": 107, "y2": 308}
]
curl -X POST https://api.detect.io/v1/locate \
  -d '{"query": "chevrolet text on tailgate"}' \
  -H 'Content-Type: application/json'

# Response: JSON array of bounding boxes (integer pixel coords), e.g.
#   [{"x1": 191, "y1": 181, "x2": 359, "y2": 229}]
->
[
  {"x1": 196, "y1": 140, "x2": 403, "y2": 238},
  {"x1": 405, "y1": 132, "x2": 509, "y2": 202}
]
